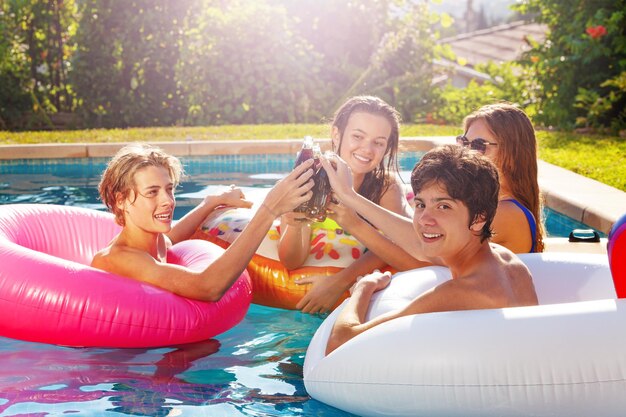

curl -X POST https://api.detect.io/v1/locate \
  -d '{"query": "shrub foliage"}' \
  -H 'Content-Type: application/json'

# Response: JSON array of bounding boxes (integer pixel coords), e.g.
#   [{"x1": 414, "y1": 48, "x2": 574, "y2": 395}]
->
[
  {"x1": 514, "y1": 0, "x2": 626, "y2": 131},
  {"x1": 0, "y1": 0, "x2": 624, "y2": 132},
  {"x1": 1, "y1": 0, "x2": 439, "y2": 129}
]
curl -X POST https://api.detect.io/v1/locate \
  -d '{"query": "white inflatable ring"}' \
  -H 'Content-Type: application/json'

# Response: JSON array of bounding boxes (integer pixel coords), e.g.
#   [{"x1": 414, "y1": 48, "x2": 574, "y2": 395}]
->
[{"x1": 304, "y1": 252, "x2": 626, "y2": 417}]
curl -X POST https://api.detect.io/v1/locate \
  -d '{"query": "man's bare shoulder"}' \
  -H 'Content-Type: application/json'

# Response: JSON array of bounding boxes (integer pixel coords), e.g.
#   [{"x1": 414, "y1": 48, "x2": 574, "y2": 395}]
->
[
  {"x1": 402, "y1": 276, "x2": 495, "y2": 314},
  {"x1": 91, "y1": 243, "x2": 154, "y2": 274},
  {"x1": 91, "y1": 245, "x2": 113, "y2": 269},
  {"x1": 489, "y1": 243, "x2": 532, "y2": 274},
  {"x1": 487, "y1": 243, "x2": 538, "y2": 306}
]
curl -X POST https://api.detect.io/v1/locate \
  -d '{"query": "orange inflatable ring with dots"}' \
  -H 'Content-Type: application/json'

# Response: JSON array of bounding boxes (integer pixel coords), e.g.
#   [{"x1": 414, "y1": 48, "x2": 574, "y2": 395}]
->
[{"x1": 192, "y1": 206, "x2": 373, "y2": 310}]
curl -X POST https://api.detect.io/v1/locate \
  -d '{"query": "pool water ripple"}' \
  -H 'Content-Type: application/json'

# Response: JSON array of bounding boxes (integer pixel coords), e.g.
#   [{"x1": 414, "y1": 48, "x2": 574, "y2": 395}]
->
[{"x1": 0, "y1": 305, "x2": 353, "y2": 417}]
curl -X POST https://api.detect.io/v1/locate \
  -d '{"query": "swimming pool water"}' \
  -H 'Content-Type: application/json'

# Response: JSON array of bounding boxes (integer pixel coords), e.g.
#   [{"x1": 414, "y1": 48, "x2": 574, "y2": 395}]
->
[
  {"x1": 0, "y1": 305, "x2": 347, "y2": 417},
  {"x1": 0, "y1": 153, "x2": 602, "y2": 416}
]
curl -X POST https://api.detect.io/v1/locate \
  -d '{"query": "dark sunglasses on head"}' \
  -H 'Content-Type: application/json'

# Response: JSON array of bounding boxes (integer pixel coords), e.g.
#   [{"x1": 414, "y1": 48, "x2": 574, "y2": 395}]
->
[{"x1": 455, "y1": 135, "x2": 498, "y2": 154}]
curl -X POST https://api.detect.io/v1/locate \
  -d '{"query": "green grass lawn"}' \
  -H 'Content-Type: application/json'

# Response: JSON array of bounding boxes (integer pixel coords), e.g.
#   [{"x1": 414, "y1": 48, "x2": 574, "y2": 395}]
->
[
  {"x1": 0, "y1": 124, "x2": 624, "y2": 192},
  {"x1": 0, "y1": 123, "x2": 460, "y2": 144},
  {"x1": 536, "y1": 131, "x2": 626, "y2": 192}
]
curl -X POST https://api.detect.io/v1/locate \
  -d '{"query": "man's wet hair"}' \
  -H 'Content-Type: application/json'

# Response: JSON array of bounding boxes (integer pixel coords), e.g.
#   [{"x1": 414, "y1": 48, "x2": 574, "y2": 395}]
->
[{"x1": 411, "y1": 145, "x2": 499, "y2": 242}]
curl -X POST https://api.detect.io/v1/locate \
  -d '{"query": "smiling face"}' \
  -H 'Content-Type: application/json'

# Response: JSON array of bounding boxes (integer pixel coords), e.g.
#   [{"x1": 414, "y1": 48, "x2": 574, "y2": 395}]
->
[
  {"x1": 332, "y1": 111, "x2": 392, "y2": 180},
  {"x1": 412, "y1": 180, "x2": 485, "y2": 260},
  {"x1": 118, "y1": 165, "x2": 176, "y2": 234}
]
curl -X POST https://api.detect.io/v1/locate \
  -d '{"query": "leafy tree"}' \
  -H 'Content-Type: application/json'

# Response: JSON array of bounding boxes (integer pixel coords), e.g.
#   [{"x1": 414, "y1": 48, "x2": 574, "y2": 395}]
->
[
  {"x1": 72, "y1": 0, "x2": 192, "y2": 127},
  {"x1": 335, "y1": 1, "x2": 439, "y2": 123},
  {"x1": 0, "y1": 3, "x2": 30, "y2": 129},
  {"x1": 27, "y1": 0, "x2": 77, "y2": 114},
  {"x1": 178, "y1": 0, "x2": 323, "y2": 124},
  {"x1": 514, "y1": 0, "x2": 626, "y2": 131},
  {"x1": 2, "y1": 0, "x2": 445, "y2": 129},
  {"x1": 574, "y1": 71, "x2": 626, "y2": 132},
  {"x1": 429, "y1": 62, "x2": 536, "y2": 126},
  {"x1": 0, "y1": 0, "x2": 76, "y2": 129},
  {"x1": 272, "y1": 0, "x2": 390, "y2": 116}
]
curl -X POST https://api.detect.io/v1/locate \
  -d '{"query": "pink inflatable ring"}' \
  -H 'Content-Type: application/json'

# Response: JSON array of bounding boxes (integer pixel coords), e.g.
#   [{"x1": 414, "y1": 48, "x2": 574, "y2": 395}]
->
[{"x1": 0, "y1": 204, "x2": 251, "y2": 348}]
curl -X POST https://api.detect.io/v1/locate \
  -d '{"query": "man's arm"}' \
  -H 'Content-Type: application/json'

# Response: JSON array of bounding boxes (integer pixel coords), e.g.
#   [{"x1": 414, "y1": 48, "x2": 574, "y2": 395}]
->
[
  {"x1": 295, "y1": 188, "x2": 425, "y2": 314},
  {"x1": 320, "y1": 156, "x2": 424, "y2": 259},
  {"x1": 277, "y1": 212, "x2": 312, "y2": 270},
  {"x1": 93, "y1": 198, "x2": 302, "y2": 302},
  {"x1": 325, "y1": 271, "x2": 391, "y2": 355},
  {"x1": 335, "y1": 209, "x2": 432, "y2": 270},
  {"x1": 325, "y1": 272, "x2": 490, "y2": 355},
  {"x1": 168, "y1": 186, "x2": 253, "y2": 245},
  {"x1": 295, "y1": 249, "x2": 387, "y2": 314},
  {"x1": 93, "y1": 161, "x2": 316, "y2": 302}
]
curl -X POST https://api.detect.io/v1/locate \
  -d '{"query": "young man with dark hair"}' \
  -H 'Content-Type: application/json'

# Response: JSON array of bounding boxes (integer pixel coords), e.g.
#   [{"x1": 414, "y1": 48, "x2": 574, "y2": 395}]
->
[{"x1": 321, "y1": 145, "x2": 538, "y2": 355}]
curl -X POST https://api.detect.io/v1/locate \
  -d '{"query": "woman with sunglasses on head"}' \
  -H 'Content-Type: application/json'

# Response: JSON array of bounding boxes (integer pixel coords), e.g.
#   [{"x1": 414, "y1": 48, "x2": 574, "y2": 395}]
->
[{"x1": 457, "y1": 102, "x2": 544, "y2": 253}]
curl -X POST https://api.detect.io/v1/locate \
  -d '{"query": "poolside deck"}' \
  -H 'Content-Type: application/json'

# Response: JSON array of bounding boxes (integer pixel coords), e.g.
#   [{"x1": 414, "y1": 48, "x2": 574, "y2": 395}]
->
[{"x1": 1, "y1": 137, "x2": 625, "y2": 234}]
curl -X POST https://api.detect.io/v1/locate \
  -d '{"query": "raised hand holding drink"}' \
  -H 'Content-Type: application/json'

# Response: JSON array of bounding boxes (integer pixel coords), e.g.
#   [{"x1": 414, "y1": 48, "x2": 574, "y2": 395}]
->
[{"x1": 307, "y1": 144, "x2": 331, "y2": 221}]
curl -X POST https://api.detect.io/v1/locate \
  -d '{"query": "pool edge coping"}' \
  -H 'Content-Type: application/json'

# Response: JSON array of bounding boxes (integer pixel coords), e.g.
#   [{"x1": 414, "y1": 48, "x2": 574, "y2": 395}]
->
[{"x1": 0, "y1": 137, "x2": 445, "y2": 159}]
